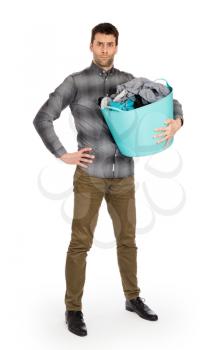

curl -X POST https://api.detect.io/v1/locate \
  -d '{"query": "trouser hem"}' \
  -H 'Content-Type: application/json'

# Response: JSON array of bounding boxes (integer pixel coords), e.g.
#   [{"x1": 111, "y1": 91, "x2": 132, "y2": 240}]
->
[
  {"x1": 125, "y1": 293, "x2": 140, "y2": 301},
  {"x1": 66, "y1": 308, "x2": 82, "y2": 311}
]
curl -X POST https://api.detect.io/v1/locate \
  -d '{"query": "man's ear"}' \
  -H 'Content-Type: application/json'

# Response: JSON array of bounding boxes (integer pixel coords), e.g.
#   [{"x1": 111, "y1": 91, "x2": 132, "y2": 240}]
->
[{"x1": 90, "y1": 43, "x2": 93, "y2": 52}]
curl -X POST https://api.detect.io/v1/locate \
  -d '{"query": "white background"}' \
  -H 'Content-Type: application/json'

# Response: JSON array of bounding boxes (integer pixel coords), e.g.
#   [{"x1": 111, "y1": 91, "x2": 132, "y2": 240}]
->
[{"x1": 1, "y1": 0, "x2": 224, "y2": 349}]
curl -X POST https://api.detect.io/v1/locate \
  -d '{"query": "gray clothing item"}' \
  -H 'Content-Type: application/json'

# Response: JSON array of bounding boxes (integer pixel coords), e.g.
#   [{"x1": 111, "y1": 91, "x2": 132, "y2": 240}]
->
[
  {"x1": 33, "y1": 61, "x2": 184, "y2": 178},
  {"x1": 111, "y1": 77, "x2": 171, "y2": 104}
]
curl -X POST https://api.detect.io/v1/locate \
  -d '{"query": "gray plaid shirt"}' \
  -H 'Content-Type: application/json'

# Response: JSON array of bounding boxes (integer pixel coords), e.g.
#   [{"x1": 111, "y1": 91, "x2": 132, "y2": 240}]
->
[{"x1": 33, "y1": 60, "x2": 183, "y2": 178}]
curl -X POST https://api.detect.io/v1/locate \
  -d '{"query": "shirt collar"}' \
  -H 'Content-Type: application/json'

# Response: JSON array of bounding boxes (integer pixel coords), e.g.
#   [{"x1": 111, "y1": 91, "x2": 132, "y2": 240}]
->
[{"x1": 89, "y1": 60, "x2": 115, "y2": 76}]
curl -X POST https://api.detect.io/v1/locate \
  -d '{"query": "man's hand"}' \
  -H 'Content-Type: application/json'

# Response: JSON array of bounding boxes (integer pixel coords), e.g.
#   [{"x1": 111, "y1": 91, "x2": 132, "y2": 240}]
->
[
  {"x1": 152, "y1": 118, "x2": 182, "y2": 146},
  {"x1": 59, "y1": 148, "x2": 95, "y2": 168}
]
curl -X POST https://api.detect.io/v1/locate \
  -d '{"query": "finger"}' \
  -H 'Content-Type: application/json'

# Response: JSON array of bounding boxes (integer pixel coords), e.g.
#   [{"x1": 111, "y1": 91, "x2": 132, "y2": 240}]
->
[
  {"x1": 80, "y1": 157, "x2": 93, "y2": 163},
  {"x1": 152, "y1": 133, "x2": 167, "y2": 138},
  {"x1": 78, "y1": 162, "x2": 88, "y2": 168},
  {"x1": 156, "y1": 135, "x2": 169, "y2": 144},
  {"x1": 81, "y1": 153, "x2": 95, "y2": 159},
  {"x1": 154, "y1": 127, "x2": 167, "y2": 131},
  {"x1": 80, "y1": 147, "x2": 92, "y2": 153},
  {"x1": 165, "y1": 137, "x2": 171, "y2": 147}
]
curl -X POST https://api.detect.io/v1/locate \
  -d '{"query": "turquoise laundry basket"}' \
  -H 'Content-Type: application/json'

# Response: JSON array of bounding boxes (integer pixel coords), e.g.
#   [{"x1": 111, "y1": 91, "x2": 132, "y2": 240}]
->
[{"x1": 101, "y1": 79, "x2": 174, "y2": 157}]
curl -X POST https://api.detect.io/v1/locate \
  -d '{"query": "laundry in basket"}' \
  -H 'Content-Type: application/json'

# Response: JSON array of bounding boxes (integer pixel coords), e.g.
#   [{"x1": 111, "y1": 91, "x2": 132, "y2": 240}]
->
[{"x1": 101, "y1": 79, "x2": 174, "y2": 157}]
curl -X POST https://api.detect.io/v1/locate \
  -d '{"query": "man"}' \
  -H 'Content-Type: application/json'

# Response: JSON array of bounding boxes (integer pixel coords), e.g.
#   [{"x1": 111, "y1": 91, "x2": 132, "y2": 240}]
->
[{"x1": 33, "y1": 23, "x2": 184, "y2": 337}]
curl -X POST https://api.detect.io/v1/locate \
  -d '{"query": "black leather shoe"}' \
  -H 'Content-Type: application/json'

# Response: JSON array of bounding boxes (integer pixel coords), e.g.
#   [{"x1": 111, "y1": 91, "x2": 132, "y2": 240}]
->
[
  {"x1": 125, "y1": 296, "x2": 158, "y2": 321},
  {"x1": 65, "y1": 310, "x2": 87, "y2": 336}
]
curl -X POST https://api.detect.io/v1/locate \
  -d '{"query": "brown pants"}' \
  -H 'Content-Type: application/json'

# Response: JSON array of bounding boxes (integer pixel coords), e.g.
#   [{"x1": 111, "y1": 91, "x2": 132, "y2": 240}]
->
[{"x1": 64, "y1": 166, "x2": 141, "y2": 311}]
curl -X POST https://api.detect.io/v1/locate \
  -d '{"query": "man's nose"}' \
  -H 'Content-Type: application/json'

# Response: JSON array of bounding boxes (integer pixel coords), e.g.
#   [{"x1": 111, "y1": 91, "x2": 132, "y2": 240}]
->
[{"x1": 101, "y1": 44, "x2": 108, "y2": 54}]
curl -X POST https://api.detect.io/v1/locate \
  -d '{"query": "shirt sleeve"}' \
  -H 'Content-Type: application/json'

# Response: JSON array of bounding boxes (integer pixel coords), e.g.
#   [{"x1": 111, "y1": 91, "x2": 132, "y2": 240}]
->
[
  {"x1": 33, "y1": 74, "x2": 76, "y2": 158},
  {"x1": 173, "y1": 98, "x2": 184, "y2": 126}
]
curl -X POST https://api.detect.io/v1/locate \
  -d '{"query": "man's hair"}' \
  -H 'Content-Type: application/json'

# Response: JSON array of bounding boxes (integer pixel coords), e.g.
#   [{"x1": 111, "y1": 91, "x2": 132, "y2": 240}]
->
[{"x1": 91, "y1": 23, "x2": 119, "y2": 46}]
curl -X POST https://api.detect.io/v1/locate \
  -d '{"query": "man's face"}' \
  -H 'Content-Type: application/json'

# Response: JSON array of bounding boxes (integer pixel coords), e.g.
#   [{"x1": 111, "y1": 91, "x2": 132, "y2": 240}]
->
[{"x1": 90, "y1": 33, "x2": 118, "y2": 69}]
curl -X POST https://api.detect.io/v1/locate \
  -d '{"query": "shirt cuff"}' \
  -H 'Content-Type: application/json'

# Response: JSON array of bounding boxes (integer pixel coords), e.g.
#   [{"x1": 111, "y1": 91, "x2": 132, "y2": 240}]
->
[
  {"x1": 54, "y1": 146, "x2": 67, "y2": 158},
  {"x1": 174, "y1": 115, "x2": 184, "y2": 127}
]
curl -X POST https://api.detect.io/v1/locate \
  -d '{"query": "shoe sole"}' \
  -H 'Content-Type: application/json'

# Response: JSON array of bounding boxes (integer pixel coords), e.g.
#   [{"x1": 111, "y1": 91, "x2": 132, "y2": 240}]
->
[
  {"x1": 65, "y1": 319, "x2": 87, "y2": 336},
  {"x1": 125, "y1": 306, "x2": 158, "y2": 321}
]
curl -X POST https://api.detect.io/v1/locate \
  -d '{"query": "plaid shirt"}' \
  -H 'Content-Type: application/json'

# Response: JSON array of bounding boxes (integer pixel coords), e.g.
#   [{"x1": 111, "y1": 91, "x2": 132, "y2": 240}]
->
[{"x1": 33, "y1": 60, "x2": 183, "y2": 178}]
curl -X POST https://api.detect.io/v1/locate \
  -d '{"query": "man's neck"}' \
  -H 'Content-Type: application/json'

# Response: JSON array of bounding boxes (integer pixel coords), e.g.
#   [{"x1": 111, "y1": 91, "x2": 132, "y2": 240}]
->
[{"x1": 93, "y1": 59, "x2": 113, "y2": 71}]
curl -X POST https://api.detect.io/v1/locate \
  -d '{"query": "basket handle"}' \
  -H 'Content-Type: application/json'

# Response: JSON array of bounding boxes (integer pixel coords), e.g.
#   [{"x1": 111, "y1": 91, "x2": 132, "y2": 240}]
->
[{"x1": 154, "y1": 78, "x2": 172, "y2": 90}]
